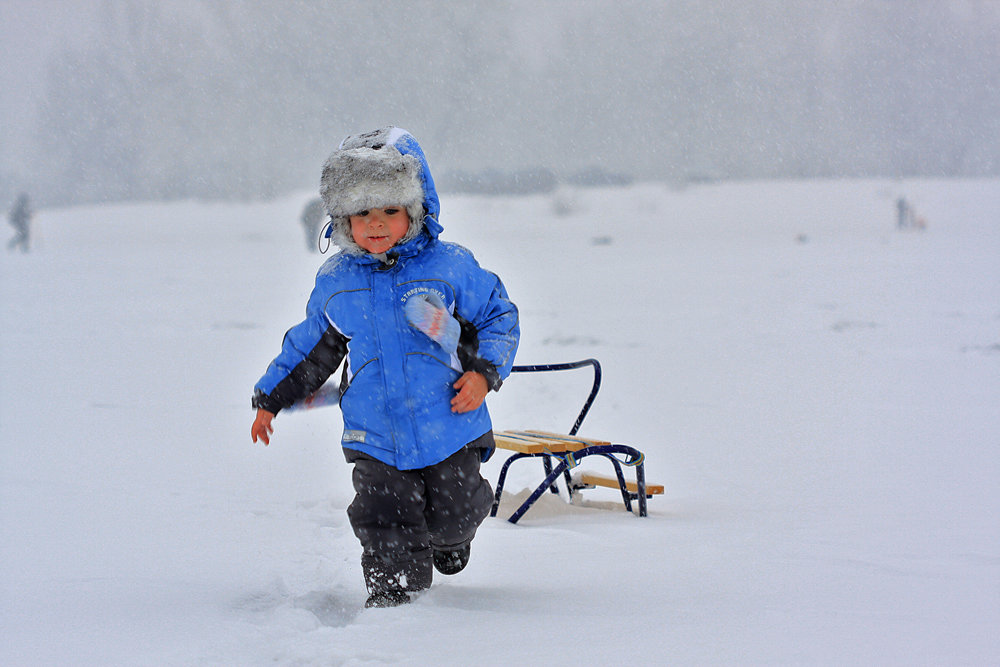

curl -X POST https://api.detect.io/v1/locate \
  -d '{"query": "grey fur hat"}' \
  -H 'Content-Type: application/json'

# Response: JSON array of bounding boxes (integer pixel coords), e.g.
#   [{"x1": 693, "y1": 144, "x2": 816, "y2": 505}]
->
[{"x1": 320, "y1": 142, "x2": 426, "y2": 254}]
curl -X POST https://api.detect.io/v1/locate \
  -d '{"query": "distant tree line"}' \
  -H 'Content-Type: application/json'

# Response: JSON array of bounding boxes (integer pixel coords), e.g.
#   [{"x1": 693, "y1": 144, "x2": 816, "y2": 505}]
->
[{"x1": 8, "y1": 0, "x2": 999, "y2": 207}]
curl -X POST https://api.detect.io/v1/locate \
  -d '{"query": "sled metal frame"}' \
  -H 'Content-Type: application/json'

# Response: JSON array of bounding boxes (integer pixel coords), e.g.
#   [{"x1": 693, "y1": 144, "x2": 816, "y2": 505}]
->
[{"x1": 489, "y1": 359, "x2": 654, "y2": 524}]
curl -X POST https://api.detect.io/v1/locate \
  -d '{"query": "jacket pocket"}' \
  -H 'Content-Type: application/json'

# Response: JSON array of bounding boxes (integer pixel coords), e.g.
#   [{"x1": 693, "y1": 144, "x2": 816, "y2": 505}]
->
[
  {"x1": 339, "y1": 358, "x2": 392, "y2": 453},
  {"x1": 404, "y1": 353, "x2": 468, "y2": 443}
]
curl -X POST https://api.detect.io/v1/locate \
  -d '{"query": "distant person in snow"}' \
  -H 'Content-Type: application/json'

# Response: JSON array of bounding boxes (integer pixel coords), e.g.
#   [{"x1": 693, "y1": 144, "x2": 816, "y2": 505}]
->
[
  {"x1": 250, "y1": 127, "x2": 520, "y2": 608},
  {"x1": 7, "y1": 192, "x2": 31, "y2": 252},
  {"x1": 896, "y1": 196, "x2": 926, "y2": 231},
  {"x1": 896, "y1": 197, "x2": 911, "y2": 229},
  {"x1": 300, "y1": 196, "x2": 326, "y2": 252}
]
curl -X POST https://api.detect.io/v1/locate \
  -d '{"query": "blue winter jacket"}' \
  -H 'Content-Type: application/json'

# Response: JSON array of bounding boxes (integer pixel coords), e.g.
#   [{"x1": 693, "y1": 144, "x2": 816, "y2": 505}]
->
[{"x1": 253, "y1": 133, "x2": 519, "y2": 470}]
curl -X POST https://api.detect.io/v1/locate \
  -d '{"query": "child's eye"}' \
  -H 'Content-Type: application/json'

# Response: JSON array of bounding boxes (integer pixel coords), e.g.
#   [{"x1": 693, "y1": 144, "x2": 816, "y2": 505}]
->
[
  {"x1": 384, "y1": 207, "x2": 400, "y2": 215},
  {"x1": 355, "y1": 210, "x2": 370, "y2": 217}
]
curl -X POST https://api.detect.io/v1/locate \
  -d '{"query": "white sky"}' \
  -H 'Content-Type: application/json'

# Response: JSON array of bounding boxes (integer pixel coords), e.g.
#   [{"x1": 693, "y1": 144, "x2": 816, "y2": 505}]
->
[{"x1": 0, "y1": 1, "x2": 98, "y2": 160}]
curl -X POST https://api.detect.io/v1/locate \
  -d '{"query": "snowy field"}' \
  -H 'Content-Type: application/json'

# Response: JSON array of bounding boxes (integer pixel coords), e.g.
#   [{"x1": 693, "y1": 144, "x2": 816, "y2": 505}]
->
[{"x1": 2, "y1": 178, "x2": 998, "y2": 665}]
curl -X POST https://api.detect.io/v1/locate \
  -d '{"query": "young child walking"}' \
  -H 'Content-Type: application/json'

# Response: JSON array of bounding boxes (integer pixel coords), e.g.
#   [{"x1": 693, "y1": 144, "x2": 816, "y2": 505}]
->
[{"x1": 250, "y1": 127, "x2": 519, "y2": 608}]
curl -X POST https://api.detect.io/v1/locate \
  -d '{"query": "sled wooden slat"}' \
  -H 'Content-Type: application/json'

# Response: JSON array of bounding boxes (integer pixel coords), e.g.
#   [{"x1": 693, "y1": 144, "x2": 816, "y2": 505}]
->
[
  {"x1": 577, "y1": 472, "x2": 664, "y2": 496},
  {"x1": 519, "y1": 430, "x2": 611, "y2": 447},
  {"x1": 493, "y1": 430, "x2": 607, "y2": 454}
]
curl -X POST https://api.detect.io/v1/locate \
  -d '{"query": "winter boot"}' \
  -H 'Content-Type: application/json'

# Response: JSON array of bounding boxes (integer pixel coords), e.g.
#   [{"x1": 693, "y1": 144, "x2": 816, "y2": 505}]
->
[
  {"x1": 362, "y1": 554, "x2": 431, "y2": 608},
  {"x1": 433, "y1": 543, "x2": 471, "y2": 575},
  {"x1": 364, "y1": 590, "x2": 411, "y2": 609}
]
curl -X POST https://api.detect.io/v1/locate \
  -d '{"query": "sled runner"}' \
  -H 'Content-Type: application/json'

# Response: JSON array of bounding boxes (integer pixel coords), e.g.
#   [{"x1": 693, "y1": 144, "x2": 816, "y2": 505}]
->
[{"x1": 490, "y1": 359, "x2": 663, "y2": 524}]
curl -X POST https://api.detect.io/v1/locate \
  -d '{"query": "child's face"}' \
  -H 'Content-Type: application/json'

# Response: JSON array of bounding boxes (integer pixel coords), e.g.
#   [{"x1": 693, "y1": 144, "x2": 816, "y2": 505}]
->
[{"x1": 349, "y1": 206, "x2": 410, "y2": 254}]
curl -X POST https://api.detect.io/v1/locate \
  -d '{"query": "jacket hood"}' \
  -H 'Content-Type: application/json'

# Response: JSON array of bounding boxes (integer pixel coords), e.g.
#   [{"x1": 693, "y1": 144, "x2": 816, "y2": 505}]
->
[{"x1": 321, "y1": 127, "x2": 443, "y2": 255}]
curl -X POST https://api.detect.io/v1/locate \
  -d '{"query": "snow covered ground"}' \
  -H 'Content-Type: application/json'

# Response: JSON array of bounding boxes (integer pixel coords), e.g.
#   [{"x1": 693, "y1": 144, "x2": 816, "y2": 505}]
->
[{"x1": 2, "y1": 178, "x2": 998, "y2": 665}]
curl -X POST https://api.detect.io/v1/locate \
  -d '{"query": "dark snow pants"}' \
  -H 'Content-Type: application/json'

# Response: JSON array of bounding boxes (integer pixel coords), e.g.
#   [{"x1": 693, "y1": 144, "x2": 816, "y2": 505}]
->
[{"x1": 346, "y1": 432, "x2": 495, "y2": 595}]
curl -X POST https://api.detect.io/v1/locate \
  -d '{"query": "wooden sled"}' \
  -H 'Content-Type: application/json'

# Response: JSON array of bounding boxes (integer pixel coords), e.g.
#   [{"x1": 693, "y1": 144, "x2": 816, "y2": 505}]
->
[{"x1": 490, "y1": 360, "x2": 663, "y2": 524}]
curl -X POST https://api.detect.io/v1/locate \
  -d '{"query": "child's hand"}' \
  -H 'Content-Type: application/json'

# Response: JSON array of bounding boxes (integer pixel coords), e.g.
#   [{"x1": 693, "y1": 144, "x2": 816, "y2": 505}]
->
[
  {"x1": 451, "y1": 371, "x2": 488, "y2": 413},
  {"x1": 251, "y1": 408, "x2": 275, "y2": 445}
]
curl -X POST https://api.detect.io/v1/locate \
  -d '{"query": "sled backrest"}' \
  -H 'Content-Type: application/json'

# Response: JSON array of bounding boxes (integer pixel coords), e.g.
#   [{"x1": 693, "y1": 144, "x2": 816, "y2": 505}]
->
[{"x1": 509, "y1": 359, "x2": 602, "y2": 435}]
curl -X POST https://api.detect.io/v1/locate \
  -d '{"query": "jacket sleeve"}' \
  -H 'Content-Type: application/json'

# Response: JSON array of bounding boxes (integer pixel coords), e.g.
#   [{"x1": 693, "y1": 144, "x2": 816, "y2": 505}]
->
[
  {"x1": 252, "y1": 280, "x2": 348, "y2": 414},
  {"x1": 454, "y1": 255, "x2": 520, "y2": 391}
]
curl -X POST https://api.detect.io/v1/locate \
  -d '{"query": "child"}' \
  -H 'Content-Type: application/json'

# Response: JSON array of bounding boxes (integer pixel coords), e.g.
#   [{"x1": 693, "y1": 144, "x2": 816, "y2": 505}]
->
[{"x1": 250, "y1": 127, "x2": 519, "y2": 608}]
